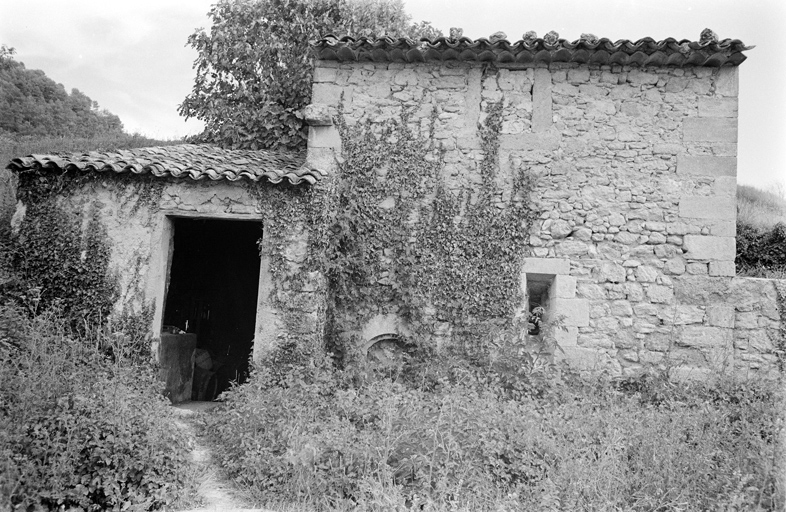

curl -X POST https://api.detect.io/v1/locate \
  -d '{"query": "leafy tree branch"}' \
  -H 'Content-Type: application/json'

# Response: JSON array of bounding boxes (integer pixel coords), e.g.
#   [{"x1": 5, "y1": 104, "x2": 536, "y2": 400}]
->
[{"x1": 179, "y1": 0, "x2": 441, "y2": 150}]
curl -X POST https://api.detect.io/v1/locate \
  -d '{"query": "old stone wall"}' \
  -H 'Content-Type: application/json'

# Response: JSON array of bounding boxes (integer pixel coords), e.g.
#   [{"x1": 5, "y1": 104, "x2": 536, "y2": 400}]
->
[
  {"x1": 308, "y1": 59, "x2": 783, "y2": 377},
  {"x1": 12, "y1": 178, "x2": 324, "y2": 362},
  {"x1": 668, "y1": 276, "x2": 784, "y2": 379}
]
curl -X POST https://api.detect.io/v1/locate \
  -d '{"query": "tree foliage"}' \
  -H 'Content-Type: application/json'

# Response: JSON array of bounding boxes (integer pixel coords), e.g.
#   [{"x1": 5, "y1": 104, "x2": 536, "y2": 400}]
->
[
  {"x1": 179, "y1": 0, "x2": 441, "y2": 150},
  {"x1": 0, "y1": 51, "x2": 125, "y2": 138},
  {"x1": 0, "y1": 44, "x2": 15, "y2": 61}
]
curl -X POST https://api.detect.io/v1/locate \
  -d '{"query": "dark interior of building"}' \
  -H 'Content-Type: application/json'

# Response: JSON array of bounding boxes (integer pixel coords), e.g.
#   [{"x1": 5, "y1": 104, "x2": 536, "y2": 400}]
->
[
  {"x1": 526, "y1": 274, "x2": 552, "y2": 335},
  {"x1": 163, "y1": 218, "x2": 262, "y2": 400}
]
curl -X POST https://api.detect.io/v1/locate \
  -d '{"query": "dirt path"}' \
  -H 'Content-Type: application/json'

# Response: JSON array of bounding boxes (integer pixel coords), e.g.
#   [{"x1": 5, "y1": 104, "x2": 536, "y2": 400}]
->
[{"x1": 172, "y1": 402, "x2": 270, "y2": 512}]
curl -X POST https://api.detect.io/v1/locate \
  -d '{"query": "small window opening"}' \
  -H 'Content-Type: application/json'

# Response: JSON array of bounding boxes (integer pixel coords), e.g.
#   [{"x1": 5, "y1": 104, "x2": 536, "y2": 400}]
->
[
  {"x1": 526, "y1": 273, "x2": 554, "y2": 335},
  {"x1": 162, "y1": 218, "x2": 261, "y2": 402}
]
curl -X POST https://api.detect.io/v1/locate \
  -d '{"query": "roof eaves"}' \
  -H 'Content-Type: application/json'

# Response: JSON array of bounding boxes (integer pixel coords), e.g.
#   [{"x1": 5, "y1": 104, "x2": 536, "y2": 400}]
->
[
  {"x1": 6, "y1": 144, "x2": 326, "y2": 186},
  {"x1": 312, "y1": 32, "x2": 753, "y2": 67}
]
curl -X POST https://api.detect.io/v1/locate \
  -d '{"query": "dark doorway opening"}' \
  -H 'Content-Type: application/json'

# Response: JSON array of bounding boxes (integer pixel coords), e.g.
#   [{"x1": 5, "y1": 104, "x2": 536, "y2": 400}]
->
[{"x1": 163, "y1": 218, "x2": 261, "y2": 400}]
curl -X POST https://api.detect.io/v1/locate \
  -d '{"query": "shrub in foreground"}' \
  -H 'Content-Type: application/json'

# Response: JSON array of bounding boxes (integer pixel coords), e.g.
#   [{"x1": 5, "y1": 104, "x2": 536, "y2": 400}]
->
[
  {"x1": 203, "y1": 344, "x2": 785, "y2": 511},
  {"x1": 737, "y1": 221, "x2": 786, "y2": 277},
  {"x1": 0, "y1": 306, "x2": 192, "y2": 510}
]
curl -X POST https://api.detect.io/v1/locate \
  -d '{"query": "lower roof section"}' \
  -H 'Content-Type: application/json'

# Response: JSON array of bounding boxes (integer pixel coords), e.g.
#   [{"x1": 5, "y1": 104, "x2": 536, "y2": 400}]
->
[{"x1": 6, "y1": 143, "x2": 327, "y2": 186}]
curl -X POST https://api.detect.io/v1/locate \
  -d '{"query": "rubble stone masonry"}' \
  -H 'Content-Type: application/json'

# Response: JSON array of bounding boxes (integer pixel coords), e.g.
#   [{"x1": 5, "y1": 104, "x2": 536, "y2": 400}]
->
[{"x1": 308, "y1": 59, "x2": 783, "y2": 378}]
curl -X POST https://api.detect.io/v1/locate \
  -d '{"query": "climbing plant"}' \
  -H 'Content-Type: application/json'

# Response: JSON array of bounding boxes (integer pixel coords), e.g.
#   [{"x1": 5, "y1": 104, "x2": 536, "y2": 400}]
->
[
  {"x1": 774, "y1": 281, "x2": 786, "y2": 373},
  {"x1": 9, "y1": 168, "x2": 167, "y2": 330},
  {"x1": 13, "y1": 200, "x2": 117, "y2": 327},
  {"x1": 15, "y1": 166, "x2": 166, "y2": 212},
  {"x1": 409, "y1": 102, "x2": 534, "y2": 321},
  {"x1": 315, "y1": 102, "x2": 537, "y2": 359}
]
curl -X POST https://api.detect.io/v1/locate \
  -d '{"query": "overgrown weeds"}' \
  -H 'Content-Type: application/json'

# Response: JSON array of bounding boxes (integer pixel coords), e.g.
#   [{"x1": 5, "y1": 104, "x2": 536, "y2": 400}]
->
[
  {"x1": 203, "y1": 345, "x2": 785, "y2": 511},
  {"x1": 737, "y1": 221, "x2": 786, "y2": 278},
  {"x1": 736, "y1": 184, "x2": 786, "y2": 278},
  {"x1": 0, "y1": 305, "x2": 193, "y2": 510}
]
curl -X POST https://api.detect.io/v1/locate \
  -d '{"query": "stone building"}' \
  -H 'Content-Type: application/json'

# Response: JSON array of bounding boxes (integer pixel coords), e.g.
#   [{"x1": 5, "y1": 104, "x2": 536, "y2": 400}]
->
[
  {"x1": 7, "y1": 145, "x2": 328, "y2": 400},
  {"x1": 306, "y1": 29, "x2": 782, "y2": 379},
  {"x1": 7, "y1": 30, "x2": 783, "y2": 389}
]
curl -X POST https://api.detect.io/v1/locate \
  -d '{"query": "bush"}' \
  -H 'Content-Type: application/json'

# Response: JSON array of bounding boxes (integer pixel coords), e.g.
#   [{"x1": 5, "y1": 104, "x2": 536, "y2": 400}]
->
[
  {"x1": 737, "y1": 220, "x2": 786, "y2": 276},
  {"x1": 203, "y1": 347, "x2": 785, "y2": 511},
  {"x1": 0, "y1": 306, "x2": 192, "y2": 510}
]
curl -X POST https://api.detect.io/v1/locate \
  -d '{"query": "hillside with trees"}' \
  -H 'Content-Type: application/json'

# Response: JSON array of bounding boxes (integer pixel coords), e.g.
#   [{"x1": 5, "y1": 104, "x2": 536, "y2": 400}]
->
[
  {"x1": 0, "y1": 44, "x2": 176, "y2": 225},
  {"x1": 0, "y1": 44, "x2": 124, "y2": 138}
]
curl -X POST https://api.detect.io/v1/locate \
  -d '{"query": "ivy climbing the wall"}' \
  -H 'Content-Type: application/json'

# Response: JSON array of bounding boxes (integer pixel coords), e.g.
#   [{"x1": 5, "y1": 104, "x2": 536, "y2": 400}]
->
[
  {"x1": 410, "y1": 102, "x2": 534, "y2": 321},
  {"x1": 774, "y1": 281, "x2": 786, "y2": 372},
  {"x1": 318, "y1": 103, "x2": 537, "y2": 360},
  {"x1": 12, "y1": 169, "x2": 121, "y2": 329},
  {"x1": 13, "y1": 201, "x2": 117, "y2": 327}
]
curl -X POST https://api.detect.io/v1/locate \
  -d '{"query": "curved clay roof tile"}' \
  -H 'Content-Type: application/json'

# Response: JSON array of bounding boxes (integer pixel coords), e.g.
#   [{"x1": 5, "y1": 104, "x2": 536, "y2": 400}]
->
[
  {"x1": 514, "y1": 51, "x2": 535, "y2": 64},
  {"x1": 534, "y1": 49, "x2": 552, "y2": 63},
  {"x1": 407, "y1": 48, "x2": 426, "y2": 62},
  {"x1": 589, "y1": 51, "x2": 611, "y2": 65},
  {"x1": 608, "y1": 51, "x2": 629, "y2": 65},
  {"x1": 553, "y1": 48, "x2": 574, "y2": 62},
  {"x1": 6, "y1": 144, "x2": 325, "y2": 186},
  {"x1": 569, "y1": 49, "x2": 591, "y2": 64},
  {"x1": 372, "y1": 48, "x2": 390, "y2": 61},
  {"x1": 313, "y1": 32, "x2": 751, "y2": 67}
]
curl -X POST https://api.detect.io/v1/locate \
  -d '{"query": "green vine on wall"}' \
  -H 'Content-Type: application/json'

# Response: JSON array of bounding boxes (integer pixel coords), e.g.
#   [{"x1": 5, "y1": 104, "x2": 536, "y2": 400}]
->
[
  {"x1": 126, "y1": 177, "x2": 166, "y2": 215},
  {"x1": 16, "y1": 167, "x2": 164, "y2": 211},
  {"x1": 318, "y1": 112, "x2": 442, "y2": 311},
  {"x1": 409, "y1": 101, "x2": 534, "y2": 322},
  {"x1": 243, "y1": 179, "x2": 329, "y2": 357},
  {"x1": 12, "y1": 199, "x2": 118, "y2": 328},
  {"x1": 319, "y1": 98, "x2": 537, "y2": 357},
  {"x1": 243, "y1": 180, "x2": 318, "y2": 288},
  {"x1": 774, "y1": 281, "x2": 786, "y2": 373},
  {"x1": 10, "y1": 168, "x2": 160, "y2": 332},
  {"x1": 13, "y1": 167, "x2": 198, "y2": 355}
]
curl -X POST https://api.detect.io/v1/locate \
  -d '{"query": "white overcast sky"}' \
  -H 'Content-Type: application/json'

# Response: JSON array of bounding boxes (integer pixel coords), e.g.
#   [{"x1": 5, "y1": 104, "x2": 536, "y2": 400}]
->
[{"x1": 1, "y1": 0, "x2": 784, "y2": 189}]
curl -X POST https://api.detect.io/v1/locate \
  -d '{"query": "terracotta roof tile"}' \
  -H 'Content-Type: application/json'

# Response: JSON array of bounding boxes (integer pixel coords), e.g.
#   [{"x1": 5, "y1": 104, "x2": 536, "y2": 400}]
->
[
  {"x1": 313, "y1": 33, "x2": 752, "y2": 67},
  {"x1": 6, "y1": 144, "x2": 326, "y2": 185}
]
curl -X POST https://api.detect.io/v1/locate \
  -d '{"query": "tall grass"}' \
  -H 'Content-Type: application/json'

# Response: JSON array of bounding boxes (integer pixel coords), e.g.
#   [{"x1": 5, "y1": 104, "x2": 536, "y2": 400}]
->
[
  {"x1": 737, "y1": 183, "x2": 786, "y2": 230},
  {"x1": 0, "y1": 304, "x2": 195, "y2": 510},
  {"x1": 202, "y1": 347, "x2": 786, "y2": 511}
]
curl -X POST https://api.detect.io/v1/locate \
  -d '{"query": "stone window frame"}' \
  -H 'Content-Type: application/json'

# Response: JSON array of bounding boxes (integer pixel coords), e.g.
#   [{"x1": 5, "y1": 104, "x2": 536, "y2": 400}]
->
[{"x1": 521, "y1": 258, "x2": 586, "y2": 348}]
